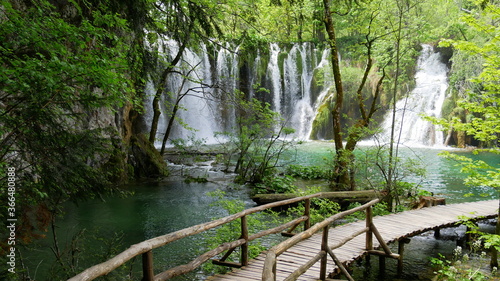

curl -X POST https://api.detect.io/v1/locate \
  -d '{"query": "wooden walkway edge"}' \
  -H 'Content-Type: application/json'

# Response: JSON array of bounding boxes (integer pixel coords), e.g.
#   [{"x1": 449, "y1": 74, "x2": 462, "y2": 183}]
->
[{"x1": 207, "y1": 200, "x2": 499, "y2": 281}]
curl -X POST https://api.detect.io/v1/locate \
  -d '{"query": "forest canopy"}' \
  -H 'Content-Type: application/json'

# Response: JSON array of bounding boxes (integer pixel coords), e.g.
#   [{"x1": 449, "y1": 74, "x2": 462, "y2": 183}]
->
[{"x1": 0, "y1": 0, "x2": 499, "y2": 279}]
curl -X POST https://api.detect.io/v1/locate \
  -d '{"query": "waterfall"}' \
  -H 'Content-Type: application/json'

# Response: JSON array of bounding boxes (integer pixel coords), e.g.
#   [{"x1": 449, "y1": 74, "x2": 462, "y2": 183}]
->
[
  {"x1": 215, "y1": 44, "x2": 239, "y2": 133},
  {"x1": 176, "y1": 45, "x2": 220, "y2": 143},
  {"x1": 290, "y1": 45, "x2": 330, "y2": 139},
  {"x1": 267, "y1": 43, "x2": 282, "y2": 113},
  {"x1": 144, "y1": 41, "x2": 332, "y2": 146},
  {"x1": 248, "y1": 50, "x2": 261, "y2": 100},
  {"x1": 264, "y1": 43, "x2": 331, "y2": 140},
  {"x1": 145, "y1": 38, "x2": 224, "y2": 147},
  {"x1": 144, "y1": 42, "x2": 449, "y2": 147},
  {"x1": 376, "y1": 44, "x2": 449, "y2": 147}
]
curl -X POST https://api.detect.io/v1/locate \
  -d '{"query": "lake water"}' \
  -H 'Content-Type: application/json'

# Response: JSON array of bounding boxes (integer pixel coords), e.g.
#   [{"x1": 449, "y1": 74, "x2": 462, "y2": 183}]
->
[{"x1": 22, "y1": 142, "x2": 498, "y2": 280}]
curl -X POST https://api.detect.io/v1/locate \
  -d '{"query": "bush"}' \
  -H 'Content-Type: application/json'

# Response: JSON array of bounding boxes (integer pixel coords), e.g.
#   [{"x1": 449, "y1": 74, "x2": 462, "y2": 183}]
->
[
  {"x1": 287, "y1": 198, "x2": 341, "y2": 226},
  {"x1": 431, "y1": 244, "x2": 498, "y2": 281},
  {"x1": 215, "y1": 95, "x2": 295, "y2": 184},
  {"x1": 286, "y1": 164, "x2": 331, "y2": 180},
  {"x1": 254, "y1": 175, "x2": 297, "y2": 194}
]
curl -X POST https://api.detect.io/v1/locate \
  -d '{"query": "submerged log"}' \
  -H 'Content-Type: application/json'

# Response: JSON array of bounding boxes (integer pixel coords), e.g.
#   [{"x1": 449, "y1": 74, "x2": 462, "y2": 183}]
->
[{"x1": 252, "y1": 190, "x2": 380, "y2": 205}]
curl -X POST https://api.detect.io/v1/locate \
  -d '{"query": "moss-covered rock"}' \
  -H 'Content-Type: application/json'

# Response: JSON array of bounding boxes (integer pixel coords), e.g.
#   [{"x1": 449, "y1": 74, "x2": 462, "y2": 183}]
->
[{"x1": 129, "y1": 134, "x2": 169, "y2": 178}]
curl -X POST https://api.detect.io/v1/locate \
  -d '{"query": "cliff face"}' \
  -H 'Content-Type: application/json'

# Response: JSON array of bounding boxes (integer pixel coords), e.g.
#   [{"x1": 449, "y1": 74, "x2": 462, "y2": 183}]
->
[{"x1": 0, "y1": 0, "x2": 167, "y2": 186}]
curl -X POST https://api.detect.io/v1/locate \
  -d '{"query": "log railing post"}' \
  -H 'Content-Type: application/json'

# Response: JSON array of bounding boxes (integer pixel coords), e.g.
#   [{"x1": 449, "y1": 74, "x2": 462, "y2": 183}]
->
[
  {"x1": 142, "y1": 250, "x2": 154, "y2": 281},
  {"x1": 365, "y1": 205, "x2": 373, "y2": 251},
  {"x1": 320, "y1": 225, "x2": 329, "y2": 280},
  {"x1": 397, "y1": 238, "x2": 410, "y2": 276},
  {"x1": 262, "y1": 251, "x2": 277, "y2": 281},
  {"x1": 304, "y1": 198, "x2": 311, "y2": 231},
  {"x1": 241, "y1": 215, "x2": 249, "y2": 266}
]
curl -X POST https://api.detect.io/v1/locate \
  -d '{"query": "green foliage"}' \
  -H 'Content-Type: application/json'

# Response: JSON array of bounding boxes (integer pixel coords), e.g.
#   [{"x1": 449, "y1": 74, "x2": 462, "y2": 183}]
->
[
  {"x1": 215, "y1": 95, "x2": 296, "y2": 184},
  {"x1": 437, "y1": 0, "x2": 500, "y2": 148},
  {"x1": 17, "y1": 228, "x2": 134, "y2": 281},
  {"x1": 481, "y1": 233, "x2": 500, "y2": 253},
  {"x1": 431, "y1": 244, "x2": 498, "y2": 281},
  {"x1": 286, "y1": 164, "x2": 331, "y2": 180},
  {"x1": 344, "y1": 201, "x2": 393, "y2": 222},
  {"x1": 431, "y1": 1, "x2": 500, "y2": 235},
  {"x1": 202, "y1": 190, "x2": 284, "y2": 274},
  {"x1": 434, "y1": 211, "x2": 500, "y2": 279},
  {"x1": 171, "y1": 135, "x2": 208, "y2": 153},
  {"x1": 254, "y1": 175, "x2": 297, "y2": 194},
  {"x1": 0, "y1": 0, "x2": 139, "y2": 247},
  {"x1": 356, "y1": 145, "x2": 426, "y2": 210},
  {"x1": 287, "y1": 197, "x2": 341, "y2": 226},
  {"x1": 149, "y1": 0, "x2": 222, "y2": 43},
  {"x1": 439, "y1": 152, "x2": 500, "y2": 189},
  {"x1": 277, "y1": 186, "x2": 340, "y2": 226},
  {"x1": 429, "y1": 11, "x2": 500, "y2": 273},
  {"x1": 249, "y1": 0, "x2": 322, "y2": 42},
  {"x1": 459, "y1": 215, "x2": 500, "y2": 254},
  {"x1": 184, "y1": 175, "x2": 208, "y2": 183}
]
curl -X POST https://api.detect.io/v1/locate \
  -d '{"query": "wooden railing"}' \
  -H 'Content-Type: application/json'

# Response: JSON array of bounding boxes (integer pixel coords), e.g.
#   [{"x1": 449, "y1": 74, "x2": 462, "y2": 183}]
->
[
  {"x1": 262, "y1": 198, "x2": 401, "y2": 281},
  {"x1": 68, "y1": 193, "x2": 325, "y2": 281}
]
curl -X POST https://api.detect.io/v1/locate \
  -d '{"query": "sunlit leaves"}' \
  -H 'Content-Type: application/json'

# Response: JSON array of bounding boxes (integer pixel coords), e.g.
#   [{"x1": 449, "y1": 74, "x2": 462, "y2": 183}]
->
[
  {"x1": 440, "y1": 151, "x2": 500, "y2": 189},
  {"x1": 438, "y1": 1, "x2": 500, "y2": 147}
]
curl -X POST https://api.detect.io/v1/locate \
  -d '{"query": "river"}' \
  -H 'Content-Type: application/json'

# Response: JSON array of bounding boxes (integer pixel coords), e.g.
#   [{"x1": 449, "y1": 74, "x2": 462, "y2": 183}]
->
[{"x1": 21, "y1": 142, "x2": 498, "y2": 280}]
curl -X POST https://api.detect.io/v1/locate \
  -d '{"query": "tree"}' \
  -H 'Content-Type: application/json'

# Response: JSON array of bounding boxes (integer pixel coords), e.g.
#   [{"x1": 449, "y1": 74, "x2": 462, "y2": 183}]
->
[
  {"x1": 0, "y1": 0, "x2": 138, "y2": 261},
  {"x1": 321, "y1": 0, "x2": 390, "y2": 190},
  {"x1": 215, "y1": 94, "x2": 295, "y2": 184},
  {"x1": 380, "y1": 0, "x2": 423, "y2": 211},
  {"x1": 158, "y1": 61, "x2": 214, "y2": 155},
  {"x1": 434, "y1": 0, "x2": 500, "y2": 267},
  {"x1": 147, "y1": 0, "x2": 222, "y2": 145}
]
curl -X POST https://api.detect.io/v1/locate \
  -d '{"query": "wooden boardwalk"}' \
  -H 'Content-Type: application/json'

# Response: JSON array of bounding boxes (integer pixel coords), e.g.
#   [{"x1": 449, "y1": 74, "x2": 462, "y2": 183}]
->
[{"x1": 207, "y1": 200, "x2": 498, "y2": 281}]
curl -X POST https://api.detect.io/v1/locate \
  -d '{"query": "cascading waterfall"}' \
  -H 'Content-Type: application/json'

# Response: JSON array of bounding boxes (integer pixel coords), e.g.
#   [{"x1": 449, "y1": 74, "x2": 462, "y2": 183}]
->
[
  {"x1": 248, "y1": 50, "x2": 261, "y2": 100},
  {"x1": 283, "y1": 45, "x2": 300, "y2": 118},
  {"x1": 166, "y1": 45, "x2": 219, "y2": 144},
  {"x1": 215, "y1": 44, "x2": 239, "y2": 133},
  {"x1": 145, "y1": 41, "x2": 332, "y2": 145},
  {"x1": 288, "y1": 44, "x2": 328, "y2": 139},
  {"x1": 267, "y1": 43, "x2": 283, "y2": 113},
  {"x1": 376, "y1": 44, "x2": 449, "y2": 147},
  {"x1": 263, "y1": 43, "x2": 331, "y2": 139},
  {"x1": 145, "y1": 41, "x2": 449, "y2": 147},
  {"x1": 145, "y1": 38, "x2": 223, "y2": 147}
]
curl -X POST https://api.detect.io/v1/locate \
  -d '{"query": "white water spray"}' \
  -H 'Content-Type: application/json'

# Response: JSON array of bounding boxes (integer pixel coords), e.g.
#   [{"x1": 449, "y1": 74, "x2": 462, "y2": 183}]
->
[
  {"x1": 144, "y1": 41, "x2": 359, "y2": 144},
  {"x1": 376, "y1": 44, "x2": 449, "y2": 147},
  {"x1": 267, "y1": 43, "x2": 282, "y2": 113}
]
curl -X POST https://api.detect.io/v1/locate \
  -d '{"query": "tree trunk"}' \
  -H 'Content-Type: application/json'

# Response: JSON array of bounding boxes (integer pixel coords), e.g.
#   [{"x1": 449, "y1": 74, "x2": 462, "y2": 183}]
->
[
  {"x1": 148, "y1": 41, "x2": 188, "y2": 144},
  {"x1": 159, "y1": 101, "x2": 181, "y2": 155},
  {"x1": 322, "y1": 3, "x2": 386, "y2": 191},
  {"x1": 457, "y1": 130, "x2": 466, "y2": 148},
  {"x1": 386, "y1": 1, "x2": 405, "y2": 212},
  {"x1": 491, "y1": 199, "x2": 500, "y2": 268},
  {"x1": 322, "y1": 0, "x2": 350, "y2": 190}
]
